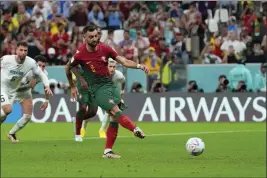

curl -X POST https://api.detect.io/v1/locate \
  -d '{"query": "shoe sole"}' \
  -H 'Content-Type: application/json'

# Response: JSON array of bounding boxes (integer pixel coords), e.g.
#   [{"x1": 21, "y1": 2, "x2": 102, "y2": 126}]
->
[{"x1": 134, "y1": 131, "x2": 145, "y2": 139}]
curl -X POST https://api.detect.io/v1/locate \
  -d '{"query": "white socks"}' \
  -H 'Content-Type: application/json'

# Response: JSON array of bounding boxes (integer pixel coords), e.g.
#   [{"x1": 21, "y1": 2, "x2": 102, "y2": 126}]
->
[
  {"x1": 104, "y1": 148, "x2": 112, "y2": 154},
  {"x1": 9, "y1": 114, "x2": 31, "y2": 135},
  {"x1": 100, "y1": 113, "x2": 109, "y2": 131}
]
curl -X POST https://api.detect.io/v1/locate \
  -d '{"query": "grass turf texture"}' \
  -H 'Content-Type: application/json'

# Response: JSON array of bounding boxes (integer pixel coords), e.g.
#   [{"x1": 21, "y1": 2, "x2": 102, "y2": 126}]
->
[{"x1": 1, "y1": 123, "x2": 266, "y2": 177}]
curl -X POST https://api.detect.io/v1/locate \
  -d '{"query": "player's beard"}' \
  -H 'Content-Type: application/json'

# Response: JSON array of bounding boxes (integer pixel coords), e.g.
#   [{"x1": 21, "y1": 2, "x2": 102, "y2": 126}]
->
[
  {"x1": 87, "y1": 41, "x2": 98, "y2": 49},
  {"x1": 16, "y1": 55, "x2": 26, "y2": 63}
]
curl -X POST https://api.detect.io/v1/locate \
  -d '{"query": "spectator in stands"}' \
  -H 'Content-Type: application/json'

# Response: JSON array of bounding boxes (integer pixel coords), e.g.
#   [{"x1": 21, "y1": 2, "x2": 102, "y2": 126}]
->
[
  {"x1": 26, "y1": 31, "x2": 45, "y2": 58},
  {"x1": 228, "y1": 60, "x2": 253, "y2": 91},
  {"x1": 155, "y1": 37, "x2": 170, "y2": 60},
  {"x1": 119, "y1": 30, "x2": 138, "y2": 62},
  {"x1": 141, "y1": 47, "x2": 161, "y2": 90},
  {"x1": 228, "y1": 16, "x2": 238, "y2": 34},
  {"x1": 135, "y1": 29, "x2": 150, "y2": 58},
  {"x1": 200, "y1": 42, "x2": 222, "y2": 64},
  {"x1": 147, "y1": 20, "x2": 161, "y2": 48},
  {"x1": 88, "y1": 3, "x2": 105, "y2": 28},
  {"x1": 32, "y1": 1, "x2": 51, "y2": 20},
  {"x1": 240, "y1": 27, "x2": 252, "y2": 44},
  {"x1": 3, "y1": 33, "x2": 16, "y2": 55},
  {"x1": 104, "y1": 29, "x2": 117, "y2": 50},
  {"x1": 106, "y1": 2, "x2": 122, "y2": 30},
  {"x1": 1, "y1": 9, "x2": 19, "y2": 33},
  {"x1": 255, "y1": 62, "x2": 267, "y2": 92},
  {"x1": 221, "y1": 31, "x2": 247, "y2": 55},
  {"x1": 13, "y1": 2, "x2": 30, "y2": 25},
  {"x1": 46, "y1": 47, "x2": 58, "y2": 65},
  {"x1": 52, "y1": 22, "x2": 70, "y2": 64},
  {"x1": 47, "y1": 3, "x2": 58, "y2": 20},
  {"x1": 222, "y1": 45, "x2": 241, "y2": 63},
  {"x1": 171, "y1": 32, "x2": 189, "y2": 64},
  {"x1": 31, "y1": 8, "x2": 45, "y2": 29},
  {"x1": 69, "y1": 2, "x2": 88, "y2": 27}
]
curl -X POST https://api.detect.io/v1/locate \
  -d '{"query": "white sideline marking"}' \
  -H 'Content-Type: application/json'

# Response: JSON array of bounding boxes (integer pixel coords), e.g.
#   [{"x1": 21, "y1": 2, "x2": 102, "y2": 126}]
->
[{"x1": 83, "y1": 130, "x2": 266, "y2": 140}]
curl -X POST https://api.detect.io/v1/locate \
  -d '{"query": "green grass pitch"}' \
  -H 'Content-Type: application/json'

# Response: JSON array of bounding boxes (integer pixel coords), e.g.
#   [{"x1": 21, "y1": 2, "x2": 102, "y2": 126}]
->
[{"x1": 1, "y1": 123, "x2": 266, "y2": 177}]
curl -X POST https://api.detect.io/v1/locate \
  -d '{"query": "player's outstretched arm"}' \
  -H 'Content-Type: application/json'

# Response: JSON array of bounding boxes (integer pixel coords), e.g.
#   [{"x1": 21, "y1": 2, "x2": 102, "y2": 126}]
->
[
  {"x1": 65, "y1": 61, "x2": 76, "y2": 88},
  {"x1": 32, "y1": 65, "x2": 53, "y2": 95},
  {"x1": 115, "y1": 56, "x2": 149, "y2": 74}
]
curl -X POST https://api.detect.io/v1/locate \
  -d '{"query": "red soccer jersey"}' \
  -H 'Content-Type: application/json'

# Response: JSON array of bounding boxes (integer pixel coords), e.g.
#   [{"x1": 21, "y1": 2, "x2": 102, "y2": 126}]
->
[{"x1": 72, "y1": 42, "x2": 119, "y2": 76}]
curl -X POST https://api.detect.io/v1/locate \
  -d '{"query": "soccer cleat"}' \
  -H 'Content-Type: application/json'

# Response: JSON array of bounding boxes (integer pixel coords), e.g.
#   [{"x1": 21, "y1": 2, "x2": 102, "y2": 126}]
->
[
  {"x1": 80, "y1": 128, "x2": 86, "y2": 138},
  {"x1": 75, "y1": 135, "x2": 83, "y2": 142},
  {"x1": 133, "y1": 127, "x2": 145, "y2": 139},
  {"x1": 102, "y1": 151, "x2": 121, "y2": 159},
  {"x1": 99, "y1": 130, "x2": 106, "y2": 138},
  {"x1": 8, "y1": 134, "x2": 19, "y2": 142}
]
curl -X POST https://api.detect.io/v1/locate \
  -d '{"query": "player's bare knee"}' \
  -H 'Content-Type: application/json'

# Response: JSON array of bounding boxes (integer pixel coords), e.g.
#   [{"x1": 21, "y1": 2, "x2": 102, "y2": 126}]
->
[{"x1": 2, "y1": 105, "x2": 12, "y2": 115}]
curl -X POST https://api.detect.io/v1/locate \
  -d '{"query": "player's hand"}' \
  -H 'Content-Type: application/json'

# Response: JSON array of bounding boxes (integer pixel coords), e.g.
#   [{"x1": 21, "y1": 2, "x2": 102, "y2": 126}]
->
[
  {"x1": 80, "y1": 78, "x2": 89, "y2": 90},
  {"x1": 44, "y1": 86, "x2": 53, "y2": 96},
  {"x1": 140, "y1": 64, "x2": 150, "y2": 74},
  {"x1": 40, "y1": 101, "x2": 49, "y2": 111},
  {"x1": 71, "y1": 86, "x2": 79, "y2": 101}
]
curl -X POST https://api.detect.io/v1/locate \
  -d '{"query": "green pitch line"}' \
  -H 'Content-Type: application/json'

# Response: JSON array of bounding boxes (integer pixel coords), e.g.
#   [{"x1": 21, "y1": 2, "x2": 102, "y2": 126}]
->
[{"x1": 1, "y1": 123, "x2": 266, "y2": 177}]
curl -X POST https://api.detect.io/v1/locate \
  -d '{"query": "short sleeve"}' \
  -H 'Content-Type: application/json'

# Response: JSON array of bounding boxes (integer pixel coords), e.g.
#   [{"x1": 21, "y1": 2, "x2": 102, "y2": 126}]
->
[
  {"x1": 71, "y1": 51, "x2": 81, "y2": 65},
  {"x1": 106, "y1": 45, "x2": 119, "y2": 59}
]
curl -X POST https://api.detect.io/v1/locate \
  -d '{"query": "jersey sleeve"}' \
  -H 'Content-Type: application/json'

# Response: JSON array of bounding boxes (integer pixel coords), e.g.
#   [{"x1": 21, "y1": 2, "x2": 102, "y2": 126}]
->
[
  {"x1": 114, "y1": 70, "x2": 125, "y2": 83},
  {"x1": 106, "y1": 45, "x2": 119, "y2": 59},
  {"x1": 0, "y1": 56, "x2": 8, "y2": 69},
  {"x1": 70, "y1": 50, "x2": 81, "y2": 66}
]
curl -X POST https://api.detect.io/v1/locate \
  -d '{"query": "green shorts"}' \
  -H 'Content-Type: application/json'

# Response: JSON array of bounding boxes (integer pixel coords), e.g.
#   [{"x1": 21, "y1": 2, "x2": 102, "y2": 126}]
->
[
  {"x1": 91, "y1": 82, "x2": 121, "y2": 112},
  {"x1": 76, "y1": 81, "x2": 93, "y2": 105}
]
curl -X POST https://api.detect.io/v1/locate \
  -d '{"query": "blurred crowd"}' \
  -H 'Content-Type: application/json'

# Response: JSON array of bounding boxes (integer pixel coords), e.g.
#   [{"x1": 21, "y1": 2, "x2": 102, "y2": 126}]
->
[{"x1": 1, "y1": 1, "x2": 267, "y2": 93}]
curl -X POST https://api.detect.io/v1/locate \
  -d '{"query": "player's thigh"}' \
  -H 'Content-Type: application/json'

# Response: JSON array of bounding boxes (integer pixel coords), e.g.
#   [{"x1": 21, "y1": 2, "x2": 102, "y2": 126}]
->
[
  {"x1": 78, "y1": 90, "x2": 91, "y2": 108},
  {"x1": 1, "y1": 92, "x2": 12, "y2": 114},
  {"x1": 17, "y1": 91, "x2": 33, "y2": 115},
  {"x1": 20, "y1": 99, "x2": 33, "y2": 115},
  {"x1": 94, "y1": 84, "x2": 121, "y2": 112}
]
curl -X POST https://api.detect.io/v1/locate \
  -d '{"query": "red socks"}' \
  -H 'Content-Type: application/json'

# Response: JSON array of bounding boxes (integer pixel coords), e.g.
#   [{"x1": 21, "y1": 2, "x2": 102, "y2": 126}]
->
[
  {"x1": 105, "y1": 122, "x2": 118, "y2": 149},
  {"x1": 117, "y1": 115, "x2": 135, "y2": 132},
  {"x1": 75, "y1": 117, "x2": 82, "y2": 135}
]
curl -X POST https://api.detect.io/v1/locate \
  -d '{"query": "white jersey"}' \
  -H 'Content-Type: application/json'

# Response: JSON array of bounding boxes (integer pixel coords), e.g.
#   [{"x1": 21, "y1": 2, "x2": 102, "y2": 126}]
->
[
  {"x1": 112, "y1": 70, "x2": 125, "y2": 85},
  {"x1": 17, "y1": 69, "x2": 48, "y2": 92},
  {"x1": 1, "y1": 55, "x2": 48, "y2": 94}
]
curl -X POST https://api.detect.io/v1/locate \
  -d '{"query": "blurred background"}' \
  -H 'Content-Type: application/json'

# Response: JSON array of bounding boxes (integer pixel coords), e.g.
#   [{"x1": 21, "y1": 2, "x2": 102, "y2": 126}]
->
[{"x1": 1, "y1": 0, "x2": 266, "y2": 94}]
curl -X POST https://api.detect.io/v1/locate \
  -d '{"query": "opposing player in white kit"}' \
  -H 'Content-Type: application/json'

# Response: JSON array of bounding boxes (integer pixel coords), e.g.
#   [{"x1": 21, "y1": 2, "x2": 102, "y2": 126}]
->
[
  {"x1": 0, "y1": 41, "x2": 52, "y2": 128},
  {"x1": 7, "y1": 55, "x2": 50, "y2": 142},
  {"x1": 80, "y1": 58, "x2": 126, "y2": 139}
]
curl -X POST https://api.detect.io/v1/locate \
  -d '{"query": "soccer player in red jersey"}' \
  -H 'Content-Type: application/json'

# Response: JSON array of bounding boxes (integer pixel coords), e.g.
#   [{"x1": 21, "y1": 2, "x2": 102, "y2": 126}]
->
[{"x1": 66, "y1": 25, "x2": 149, "y2": 158}]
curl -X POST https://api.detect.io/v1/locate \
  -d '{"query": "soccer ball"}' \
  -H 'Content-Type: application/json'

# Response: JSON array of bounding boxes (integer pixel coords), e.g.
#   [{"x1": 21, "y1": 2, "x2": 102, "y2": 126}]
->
[{"x1": 186, "y1": 137, "x2": 205, "y2": 156}]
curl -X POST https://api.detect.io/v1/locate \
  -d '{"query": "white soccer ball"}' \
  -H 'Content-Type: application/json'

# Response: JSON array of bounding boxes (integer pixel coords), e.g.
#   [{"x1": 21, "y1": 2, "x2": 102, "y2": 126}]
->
[{"x1": 186, "y1": 137, "x2": 205, "y2": 156}]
